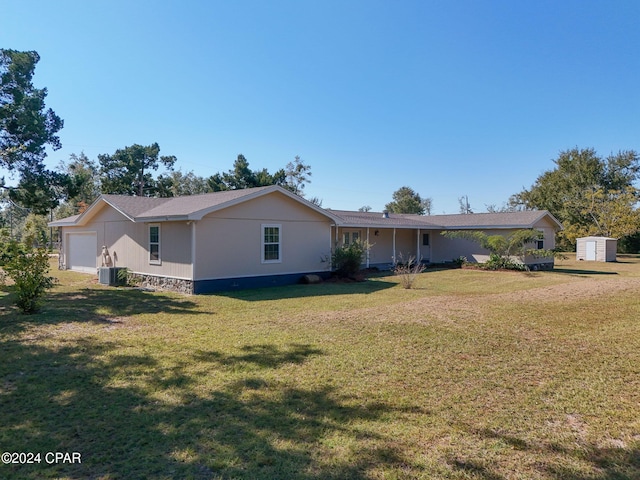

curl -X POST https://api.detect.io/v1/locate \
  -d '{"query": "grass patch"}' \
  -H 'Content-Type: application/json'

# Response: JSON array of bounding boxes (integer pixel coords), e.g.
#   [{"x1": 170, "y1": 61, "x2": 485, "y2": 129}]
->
[{"x1": 1, "y1": 257, "x2": 639, "y2": 478}]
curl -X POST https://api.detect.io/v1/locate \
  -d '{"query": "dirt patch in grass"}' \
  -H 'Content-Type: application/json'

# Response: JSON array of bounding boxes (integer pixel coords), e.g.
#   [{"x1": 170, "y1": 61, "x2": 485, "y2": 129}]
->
[
  {"x1": 490, "y1": 274, "x2": 640, "y2": 303},
  {"x1": 297, "y1": 270, "x2": 640, "y2": 328}
]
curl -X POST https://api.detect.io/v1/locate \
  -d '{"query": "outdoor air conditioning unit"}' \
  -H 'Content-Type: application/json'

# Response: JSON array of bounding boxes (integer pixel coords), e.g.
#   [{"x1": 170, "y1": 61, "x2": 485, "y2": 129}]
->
[{"x1": 98, "y1": 267, "x2": 126, "y2": 286}]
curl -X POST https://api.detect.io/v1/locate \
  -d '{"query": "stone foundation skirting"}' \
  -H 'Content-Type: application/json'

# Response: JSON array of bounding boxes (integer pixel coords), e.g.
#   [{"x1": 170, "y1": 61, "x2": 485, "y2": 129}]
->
[
  {"x1": 129, "y1": 273, "x2": 194, "y2": 294},
  {"x1": 526, "y1": 261, "x2": 555, "y2": 271}
]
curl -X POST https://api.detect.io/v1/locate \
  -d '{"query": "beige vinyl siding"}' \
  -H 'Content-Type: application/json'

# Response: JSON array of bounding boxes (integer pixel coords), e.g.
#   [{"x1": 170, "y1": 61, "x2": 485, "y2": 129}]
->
[
  {"x1": 364, "y1": 228, "x2": 394, "y2": 266},
  {"x1": 62, "y1": 204, "x2": 192, "y2": 279},
  {"x1": 431, "y1": 224, "x2": 557, "y2": 265},
  {"x1": 194, "y1": 192, "x2": 332, "y2": 280},
  {"x1": 332, "y1": 227, "x2": 432, "y2": 267}
]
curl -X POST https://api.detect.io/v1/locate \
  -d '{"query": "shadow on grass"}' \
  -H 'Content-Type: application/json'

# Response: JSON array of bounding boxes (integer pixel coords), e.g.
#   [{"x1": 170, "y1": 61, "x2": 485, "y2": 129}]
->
[
  {"x1": 0, "y1": 338, "x2": 414, "y2": 479},
  {"x1": 215, "y1": 278, "x2": 396, "y2": 302},
  {"x1": 449, "y1": 426, "x2": 640, "y2": 480},
  {"x1": 551, "y1": 268, "x2": 619, "y2": 276},
  {"x1": 0, "y1": 286, "x2": 201, "y2": 333}
]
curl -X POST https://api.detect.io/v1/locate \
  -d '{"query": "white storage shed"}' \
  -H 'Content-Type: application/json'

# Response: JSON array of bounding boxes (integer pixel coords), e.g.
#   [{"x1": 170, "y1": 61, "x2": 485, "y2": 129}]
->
[{"x1": 576, "y1": 236, "x2": 617, "y2": 262}]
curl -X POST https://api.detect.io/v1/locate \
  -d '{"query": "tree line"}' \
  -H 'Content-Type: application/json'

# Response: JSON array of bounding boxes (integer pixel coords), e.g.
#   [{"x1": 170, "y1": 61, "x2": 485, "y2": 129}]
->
[{"x1": 2, "y1": 49, "x2": 640, "y2": 251}]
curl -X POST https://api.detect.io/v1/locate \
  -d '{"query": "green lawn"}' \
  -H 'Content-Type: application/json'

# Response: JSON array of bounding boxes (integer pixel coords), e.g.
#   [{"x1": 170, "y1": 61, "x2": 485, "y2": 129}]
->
[{"x1": 1, "y1": 256, "x2": 639, "y2": 479}]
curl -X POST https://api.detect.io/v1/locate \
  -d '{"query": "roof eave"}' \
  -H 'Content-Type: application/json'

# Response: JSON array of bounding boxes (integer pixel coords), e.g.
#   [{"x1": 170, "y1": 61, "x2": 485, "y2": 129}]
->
[{"x1": 134, "y1": 215, "x2": 191, "y2": 223}]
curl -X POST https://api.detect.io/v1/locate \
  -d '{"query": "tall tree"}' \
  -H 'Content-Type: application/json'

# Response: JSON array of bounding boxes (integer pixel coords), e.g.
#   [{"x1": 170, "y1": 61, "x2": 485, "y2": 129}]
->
[
  {"x1": 458, "y1": 195, "x2": 473, "y2": 214},
  {"x1": 98, "y1": 143, "x2": 176, "y2": 196},
  {"x1": 284, "y1": 155, "x2": 311, "y2": 196},
  {"x1": 0, "y1": 49, "x2": 63, "y2": 173},
  {"x1": 386, "y1": 186, "x2": 432, "y2": 215},
  {"x1": 511, "y1": 148, "x2": 640, "y2": 246},
  {"x1": 1, "y1": 49, "x2": 69, "y2": 213},
  {"x1": 63, "y1": 152, "x2": 100, "y2": 209},
  {"x1": 207, "y1": 154, "x2": 286, "y2": 192},
  {"x1": 9, "y1": 163, "x2": 74, "y2": 214},
  {"x1": 156, "y1": 169, "x2": 208, "y2": 197}
]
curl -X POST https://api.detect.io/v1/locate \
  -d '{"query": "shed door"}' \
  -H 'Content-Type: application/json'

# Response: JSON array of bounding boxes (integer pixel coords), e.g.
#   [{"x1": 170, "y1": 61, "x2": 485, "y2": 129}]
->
[
  {"x1": 67, "y1": 232, "x2": 97, "y2": 273},
  {"x1": 586, "y1": 240, "x2": 597, "y2": 261}
]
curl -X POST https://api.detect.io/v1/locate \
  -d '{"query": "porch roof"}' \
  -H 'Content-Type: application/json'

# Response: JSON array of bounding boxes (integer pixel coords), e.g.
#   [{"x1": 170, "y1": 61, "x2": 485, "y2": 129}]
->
[
  {"x1": 329, "y1": 210, "x2": 442, "y2": 228},
  {"x1": 330, "y1": 209, "x2": 562, "y2": 230}
]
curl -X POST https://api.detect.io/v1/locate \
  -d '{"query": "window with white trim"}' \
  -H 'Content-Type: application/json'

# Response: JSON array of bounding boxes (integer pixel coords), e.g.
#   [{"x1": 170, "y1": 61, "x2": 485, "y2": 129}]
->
[
  {"x1": 262, "y1": 224, "x2": 281, "y2": 263},
  {"x1": 149, "y1": 224, "x2": 161, "y2": 264},
  {"x1": 342, "y1": 230, "x2": 361, "y2": 246}
]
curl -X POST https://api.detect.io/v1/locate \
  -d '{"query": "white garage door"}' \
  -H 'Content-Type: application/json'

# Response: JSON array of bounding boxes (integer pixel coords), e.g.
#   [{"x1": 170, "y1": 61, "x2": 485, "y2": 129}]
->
[{"x1": 67, "y1": 232, "x2": 97, "y2": 273}]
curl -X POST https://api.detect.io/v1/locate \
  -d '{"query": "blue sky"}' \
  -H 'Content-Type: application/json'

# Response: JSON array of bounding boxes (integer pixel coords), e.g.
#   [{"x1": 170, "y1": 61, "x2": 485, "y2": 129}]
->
[{"x1": 3, "y1": 0, "x2": 639, "y2": 213}]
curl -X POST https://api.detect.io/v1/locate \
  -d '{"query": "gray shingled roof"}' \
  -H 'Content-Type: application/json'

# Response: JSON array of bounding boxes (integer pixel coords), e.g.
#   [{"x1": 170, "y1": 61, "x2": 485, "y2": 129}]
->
[
  {"x1": 50, "y1": 185, "x2": 562, "y2": 231},
  {"x1": 50, "y1": 186, "x2": 341, "y2": 226},
  {"x1": 101, "y1": 195, "x2": 172, "y2": 220},
  {"x1": 328, "y1": 210, "x2": 442, "y2": 228},
  {"x1": 407, "y1": 210, "x2": 562, "y2": 229},
  {"x1": 330, "y1": 209, "x2": 562, "y2": 230},
  {"x1": 107, "y1": 186, "x2": 274, "y2": 220}
]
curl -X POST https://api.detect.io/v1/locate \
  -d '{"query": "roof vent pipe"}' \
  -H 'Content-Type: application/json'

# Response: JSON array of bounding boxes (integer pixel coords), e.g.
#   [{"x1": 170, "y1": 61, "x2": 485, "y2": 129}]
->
[{"x1": 382, "y1": 210, "x2": 389, "y2": 219}]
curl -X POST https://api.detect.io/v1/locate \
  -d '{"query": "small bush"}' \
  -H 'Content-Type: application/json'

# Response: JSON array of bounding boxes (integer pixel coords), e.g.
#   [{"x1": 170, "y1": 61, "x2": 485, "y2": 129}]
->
[
  {"x1": 394, "y1": 254, "x2": 425, "y2": 289},
  {"x1": 332, "y1": 241, "x2": 368, "y2": 278},
  {"x1": 482, "y1": 253, "x2": 526, "y2": 271},
  {"x1": 452, "y1": 256, "x2": 467, "y2": 267},
  {"x1": 116, "y1": 267, "x2": 140, "y2": 287},
  {"x1": 3, "y1": 246, "x2": 56, "y2": 314}
]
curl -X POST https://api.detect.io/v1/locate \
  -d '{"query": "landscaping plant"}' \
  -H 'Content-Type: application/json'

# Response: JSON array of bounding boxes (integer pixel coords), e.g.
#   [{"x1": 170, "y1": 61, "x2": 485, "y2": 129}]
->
[
  {"x1": 2, "y1": 244, "x2": 55, "y2": 313},
  {"x1": 331, "y1": 240, "x2": 369, "y2": 278},
  {"x1": 442, "y1": 229, "x2": 557, "y2": 270},
  {"x1": 393, "y1": 253, "x2": 426, "y2": 288}
]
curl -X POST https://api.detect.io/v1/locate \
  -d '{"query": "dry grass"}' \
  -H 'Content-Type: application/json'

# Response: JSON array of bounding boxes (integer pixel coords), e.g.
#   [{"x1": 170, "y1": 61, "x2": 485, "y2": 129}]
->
[{"x1": 1, "y1": 255, "x2": 639, "y2": 478}]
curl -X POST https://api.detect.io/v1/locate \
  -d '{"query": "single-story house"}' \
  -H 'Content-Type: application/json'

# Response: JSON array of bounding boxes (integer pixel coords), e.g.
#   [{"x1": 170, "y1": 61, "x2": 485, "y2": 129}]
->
[
  {"x1": 576, "y1": 236, "x2": 617, "y2": 262},
  {"x1": 329, "y1": 209, "x2": 562, "y2": 270},
  {"x1": 49, "y1": 185, "x2": 563, "y2": 293}
]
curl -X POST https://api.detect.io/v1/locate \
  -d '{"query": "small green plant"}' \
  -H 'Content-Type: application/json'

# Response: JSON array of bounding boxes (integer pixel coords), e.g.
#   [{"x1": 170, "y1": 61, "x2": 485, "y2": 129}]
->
[
  {"x1": 452, "y1": 256, "x2": 467, "y2": 267},
  {"x1": 117, "y1": 267, "x2": 131, "y2": 285},
  {"x1": 331, "y1": 240, "x2": 369, "y2": 278},
  {"x1": 394, "y1": 254, "x2": 426, "y2": 289},
  {"x1": 442, "y1": 229, "x2": 561, "y2": 271},
  {"x1": 483, "y1": 253, "x2": 526, "y2": 271},
  {"x1": 3, "y1": 246, "x2": 56, "y2": 313}
]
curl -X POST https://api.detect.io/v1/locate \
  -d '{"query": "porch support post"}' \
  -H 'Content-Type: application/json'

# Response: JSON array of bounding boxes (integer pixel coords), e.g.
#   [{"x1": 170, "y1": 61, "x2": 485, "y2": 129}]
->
[
  {"x1": 417, "y1": 229, "x2": 420, "y2": 262},
  {"x1": 191, "y1": 221, "x2": 197, "y2": 280},
  {"x1": 366, "y1": 227, "x2": 370, "y2": 268},
  {"x1": 329, "y1": 225, "x2": 335, "y2": 270},
  {"x1": 392, "y1": 228, "x2": 396, "y2": 265}
]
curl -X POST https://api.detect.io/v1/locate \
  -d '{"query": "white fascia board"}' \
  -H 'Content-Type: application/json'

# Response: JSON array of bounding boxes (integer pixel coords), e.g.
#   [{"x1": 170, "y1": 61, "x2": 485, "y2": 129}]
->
[{"x1": 133, "y1": 215, "x2": 190, "y2": 223}]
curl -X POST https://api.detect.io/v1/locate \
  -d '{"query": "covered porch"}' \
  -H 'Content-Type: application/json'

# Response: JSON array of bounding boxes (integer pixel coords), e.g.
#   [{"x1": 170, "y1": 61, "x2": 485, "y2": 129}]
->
[{"x1": 331, "y1": 225, "x2": 435, "y2": 270}]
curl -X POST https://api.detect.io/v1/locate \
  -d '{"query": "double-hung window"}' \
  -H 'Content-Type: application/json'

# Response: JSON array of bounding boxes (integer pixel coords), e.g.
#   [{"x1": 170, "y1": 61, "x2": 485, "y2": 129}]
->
[
  {"x1": 149, "y1": 224, "x2": 161, "y2": 265},
  {"x1": 342, "y1": 230, "x2": 361, "y2": 246},
  {"x1": 262, "y1": 224, "x2": 281, "y2": 263}
]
